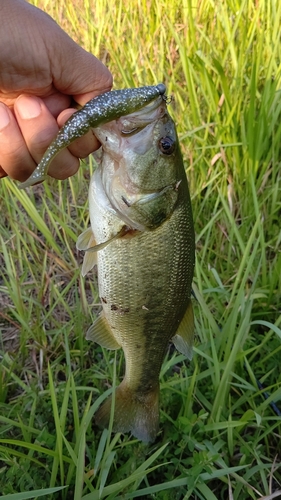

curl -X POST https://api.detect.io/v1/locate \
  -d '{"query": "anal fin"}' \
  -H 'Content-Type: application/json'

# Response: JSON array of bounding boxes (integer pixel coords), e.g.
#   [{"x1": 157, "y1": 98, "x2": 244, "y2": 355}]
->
[
  {"x1": 172, "y1": 299, "x2": 194, "y2": 360},
  {"x1": 86, "y1": 311, "x2": 121, "y2": 350}
]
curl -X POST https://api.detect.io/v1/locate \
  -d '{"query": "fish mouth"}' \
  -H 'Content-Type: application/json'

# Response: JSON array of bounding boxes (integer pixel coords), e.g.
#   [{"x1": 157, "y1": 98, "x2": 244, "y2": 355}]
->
[
  {"x1": 118, "y1": 96, "x2": 167, "y2": 136},
  {"x1": 93, "y1": 96, "x2": 168, "y2": 157}
]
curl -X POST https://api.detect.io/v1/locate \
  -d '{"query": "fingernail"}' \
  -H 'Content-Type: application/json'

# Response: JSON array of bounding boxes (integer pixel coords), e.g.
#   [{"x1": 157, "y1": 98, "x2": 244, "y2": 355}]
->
[
  {"x1": 0, "y1": 103, "x2": 11, "y2": 130},
  {"x1": 16, "y1": 96, "x2": 42, "y2": 119}
]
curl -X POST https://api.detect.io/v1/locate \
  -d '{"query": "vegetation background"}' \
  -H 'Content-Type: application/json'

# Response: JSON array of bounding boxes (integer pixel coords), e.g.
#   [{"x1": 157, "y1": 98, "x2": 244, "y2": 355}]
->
[{"x1": 0, "y1": 0, "x2": 280, "y2": 498}]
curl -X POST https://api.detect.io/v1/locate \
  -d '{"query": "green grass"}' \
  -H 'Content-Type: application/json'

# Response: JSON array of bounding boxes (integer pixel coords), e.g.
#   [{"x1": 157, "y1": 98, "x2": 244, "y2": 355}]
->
[{"x1": 1, "y1": 0, "x2": 281, "y2": 498}]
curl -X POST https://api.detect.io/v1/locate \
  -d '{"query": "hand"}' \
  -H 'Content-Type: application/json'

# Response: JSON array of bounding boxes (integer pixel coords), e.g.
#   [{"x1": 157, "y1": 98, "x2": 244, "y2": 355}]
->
[{"x1": 0, "y1": 0, "x2": 113, "y2": 182}]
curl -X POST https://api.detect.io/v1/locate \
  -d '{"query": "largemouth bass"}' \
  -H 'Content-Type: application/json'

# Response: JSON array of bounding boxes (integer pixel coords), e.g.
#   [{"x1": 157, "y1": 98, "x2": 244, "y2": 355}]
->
[
  {"x1": 77, "y1": 91, "x2": 195, "y2": 442},
  {"x1": 20, "y1": 84, "x2": 195, "y2": 443}
]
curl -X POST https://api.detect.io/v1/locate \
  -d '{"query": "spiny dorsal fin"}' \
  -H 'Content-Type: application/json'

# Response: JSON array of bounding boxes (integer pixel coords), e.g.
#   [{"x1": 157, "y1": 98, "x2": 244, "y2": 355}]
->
[
  {"x1": 172, "y1": 299, "x2": 194, "y2": 360},
  {"x1": 86, "y1": 311, "x2": 121, "y2": 350}
]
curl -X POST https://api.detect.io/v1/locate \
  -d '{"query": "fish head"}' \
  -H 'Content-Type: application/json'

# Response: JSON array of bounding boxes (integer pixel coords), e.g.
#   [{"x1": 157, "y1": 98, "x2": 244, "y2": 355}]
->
[{"x1": 93, "y1": 96, "x2": 185, "y2": 230}]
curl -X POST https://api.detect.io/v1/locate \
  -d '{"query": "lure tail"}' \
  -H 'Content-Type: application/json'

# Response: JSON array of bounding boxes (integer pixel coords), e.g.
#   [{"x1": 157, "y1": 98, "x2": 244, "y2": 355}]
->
[{"x1": 95, "y1": 380, "x2": 159, "y2": 443}]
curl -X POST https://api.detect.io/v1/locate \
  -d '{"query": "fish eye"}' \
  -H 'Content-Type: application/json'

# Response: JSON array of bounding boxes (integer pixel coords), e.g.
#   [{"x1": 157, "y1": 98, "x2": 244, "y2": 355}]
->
[{"x1": 158, "y1": 136, "x2": 175, "y2": 155}]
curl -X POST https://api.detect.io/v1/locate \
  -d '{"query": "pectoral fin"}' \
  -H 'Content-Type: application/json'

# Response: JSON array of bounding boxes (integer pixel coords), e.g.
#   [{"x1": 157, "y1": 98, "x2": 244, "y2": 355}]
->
[
  {"x1": 172, "y1": 299, "x2": 194, "y2": 360},
  {"x1": 76, "y1": 227, "x2": 94, "y2": 251},
  {"x1": 76, "y1": 227, "x2": 98, "y2": 276},
  {"x1": 85, "y1": 225, "x2": 131, "y2": 253},
  {"x1": 86, "y1": 311, "x2": 121, "y2": 350}
]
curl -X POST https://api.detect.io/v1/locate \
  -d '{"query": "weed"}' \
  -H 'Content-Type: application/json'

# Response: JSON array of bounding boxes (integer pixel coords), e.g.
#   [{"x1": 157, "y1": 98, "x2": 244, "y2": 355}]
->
[{"x1": 0, "y1": 0, "x2": 281, "y2": 498}]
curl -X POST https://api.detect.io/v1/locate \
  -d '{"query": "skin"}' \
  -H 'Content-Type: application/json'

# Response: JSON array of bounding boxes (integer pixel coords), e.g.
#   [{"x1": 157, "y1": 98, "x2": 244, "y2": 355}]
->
[{"x1": 0, "y1": 0, "x2": 113, "y2": 182}]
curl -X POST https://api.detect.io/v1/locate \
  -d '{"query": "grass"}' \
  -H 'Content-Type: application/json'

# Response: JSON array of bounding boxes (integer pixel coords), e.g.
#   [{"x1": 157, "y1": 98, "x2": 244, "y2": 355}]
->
[{"x1": 0, "y1": 0, "x2": 281, "y2": 498}]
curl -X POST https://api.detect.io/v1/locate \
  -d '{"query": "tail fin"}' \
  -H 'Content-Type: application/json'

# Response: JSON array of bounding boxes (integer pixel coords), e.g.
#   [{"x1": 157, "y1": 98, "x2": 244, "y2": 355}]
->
[{"x1": 95, "y1": 380, "x2": 159, "y2": 443}]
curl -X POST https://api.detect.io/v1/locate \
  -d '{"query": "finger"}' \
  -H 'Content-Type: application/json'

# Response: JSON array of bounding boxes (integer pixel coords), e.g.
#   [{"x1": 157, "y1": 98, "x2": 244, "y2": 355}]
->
[
  {"x1": 0, "y1": 101, "x2": 36, "y2": 181},
  {"x1": 15, "y1": 95, "x2": 79, "y2": 180},
  {"x1": 57, "y1": 108, "x2": 101, "y2": 158},
  {"x1": 42, "y1": 92, "x2": 72, "y2": 119}
]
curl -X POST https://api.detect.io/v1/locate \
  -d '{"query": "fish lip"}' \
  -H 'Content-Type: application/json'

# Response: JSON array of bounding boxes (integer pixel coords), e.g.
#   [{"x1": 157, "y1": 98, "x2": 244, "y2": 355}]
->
[
  {"x1": 119, "y1": 99, "x2": 167, "y2": 136},
  {"x1": 120, "y1": 95, "x2": 165, "y2": 121}
]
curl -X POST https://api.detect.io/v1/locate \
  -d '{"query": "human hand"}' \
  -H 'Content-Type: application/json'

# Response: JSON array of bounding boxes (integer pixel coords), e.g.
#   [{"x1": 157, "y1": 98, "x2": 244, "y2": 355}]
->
[{"x1": 0, "y1": 0, "x2": 113, "y2": 182}]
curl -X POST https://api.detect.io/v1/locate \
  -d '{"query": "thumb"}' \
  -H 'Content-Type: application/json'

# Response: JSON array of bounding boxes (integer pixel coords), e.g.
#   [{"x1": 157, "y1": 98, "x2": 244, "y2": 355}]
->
[{"x1": 48, "y1": 30, "x2": 113, "y2": 105}]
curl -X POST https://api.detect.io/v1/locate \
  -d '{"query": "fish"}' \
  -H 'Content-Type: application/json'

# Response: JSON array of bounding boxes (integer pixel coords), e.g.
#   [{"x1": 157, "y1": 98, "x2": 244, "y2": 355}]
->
[
  {"x1": 20, "y1": 84, "x2": 195, "y2": 443},
  {"x1": 76, "y1": 90, "x2": 195, "y2": 443},
  {"x1": 19, "y1": 84, "x2": 166, "y2": 189}
]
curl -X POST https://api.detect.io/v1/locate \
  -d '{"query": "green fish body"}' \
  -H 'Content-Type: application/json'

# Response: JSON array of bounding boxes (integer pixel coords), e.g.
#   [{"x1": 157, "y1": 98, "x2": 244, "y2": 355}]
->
[{"x1": 77, "y1": 93, "x2": 195, "y2": 442}]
